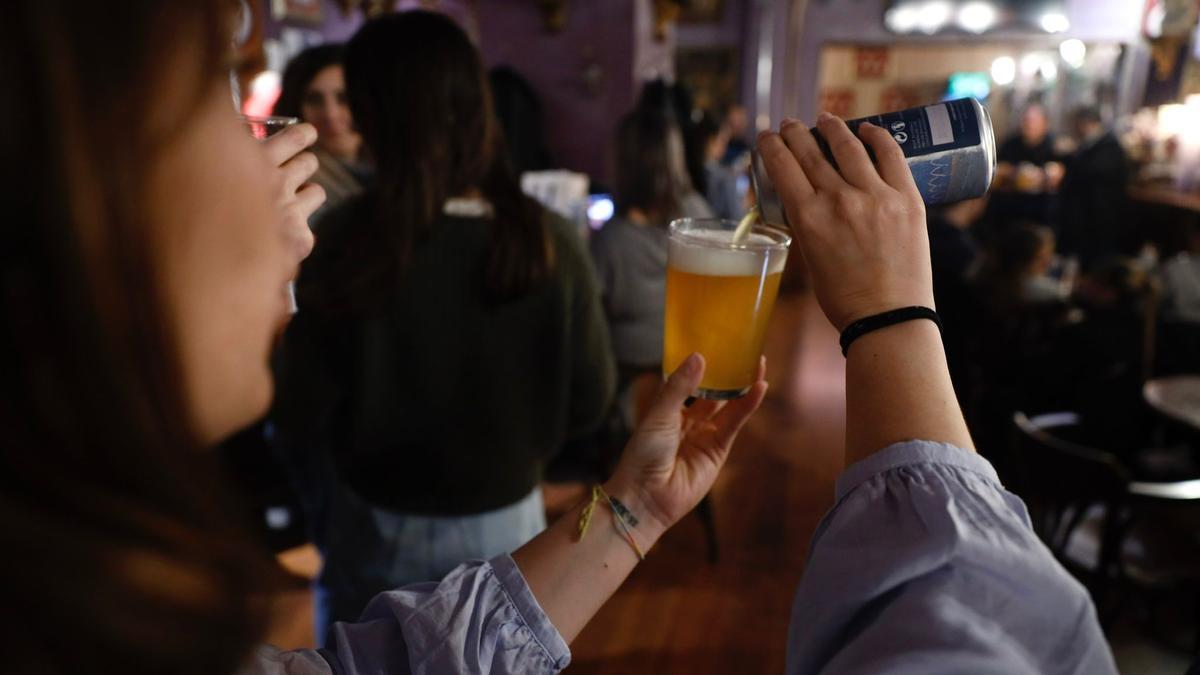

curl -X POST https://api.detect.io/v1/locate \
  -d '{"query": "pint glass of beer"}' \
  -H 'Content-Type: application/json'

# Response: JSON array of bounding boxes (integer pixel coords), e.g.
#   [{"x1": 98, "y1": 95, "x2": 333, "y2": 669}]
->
[{"x1": 663, "y1": 218, "x2": 790, "y2": 399}]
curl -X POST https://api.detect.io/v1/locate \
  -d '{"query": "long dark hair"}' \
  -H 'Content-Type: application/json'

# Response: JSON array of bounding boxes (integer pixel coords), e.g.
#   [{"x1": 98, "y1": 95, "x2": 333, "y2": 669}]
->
[
  {"x1": 330, "y1": 11, "x2": 550, "y2": 307},
  {"x1": 0, "y1": 2, "x2": 276, "y2": 673},
  {"x1": 489, "y1": 66, "x2": 552, "y2": 175},
  {"x1": 273, "y1": 43, "x2": 345, "y2": 120},
  {"x1": 612, "y1": 108, "x2": 694, "y2": 223}
]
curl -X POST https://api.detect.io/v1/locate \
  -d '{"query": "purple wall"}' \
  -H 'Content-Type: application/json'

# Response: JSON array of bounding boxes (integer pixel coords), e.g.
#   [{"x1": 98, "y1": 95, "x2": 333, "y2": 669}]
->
[
  {"x1": 261, "y1": 0, "x2": 363, "y2": 43},
  {"x1": 261, "y1": 0, "x2": 639, "y2": 182},
  {"x1": 475, "y1": 1, "x2": 638, "y2": 183}
]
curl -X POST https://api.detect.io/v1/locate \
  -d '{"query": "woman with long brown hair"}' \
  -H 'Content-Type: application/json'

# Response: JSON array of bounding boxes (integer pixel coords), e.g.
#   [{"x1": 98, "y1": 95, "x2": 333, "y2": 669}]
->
[
  {"x1": 1, "y1": 1, "x2": 321, "y2": 672},
  {"x1": 274, "y1": 44, "x2": 371, "y2": 218},
  {"x1": 2, "y1": 1, "x2": 764, "y2": 672},
  {"x1": 591, "y1": 108, "x2": 712, "y2": 386},
  {"x1": 270, "y1": 11, "x2": 620, "y2": 637}
]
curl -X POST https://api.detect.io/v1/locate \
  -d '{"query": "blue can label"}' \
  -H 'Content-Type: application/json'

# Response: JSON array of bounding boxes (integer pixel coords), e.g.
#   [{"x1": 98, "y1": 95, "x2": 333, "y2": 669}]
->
[
  {"x1": 847, "y1": 99, "x2": 982, "y2": 159},
  {"x1": 813, "y1": 98, "x2": 991, "y2": 205},
  {"x1": 752, "y1": 98, "x2": 995, "y2": 226}
]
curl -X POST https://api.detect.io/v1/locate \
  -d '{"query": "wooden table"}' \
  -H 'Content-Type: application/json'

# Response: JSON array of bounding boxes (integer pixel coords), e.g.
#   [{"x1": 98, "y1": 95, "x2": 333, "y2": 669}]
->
[
  {"x1": 1144, "y1": 375, "x2": 1200, "y2": 431},
  {"x1": 1129, "y1": 186, "x2": 1200, "y2": 214}
]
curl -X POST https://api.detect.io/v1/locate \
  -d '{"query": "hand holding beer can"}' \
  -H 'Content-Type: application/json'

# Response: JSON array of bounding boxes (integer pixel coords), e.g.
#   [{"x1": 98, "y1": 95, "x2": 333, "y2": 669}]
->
[
  {"x1": 752, "y1": 98, "x2": 997, "y2": 227},
  {"x1": 663, "y1": 218, "x2": 790, "y2": 399}
]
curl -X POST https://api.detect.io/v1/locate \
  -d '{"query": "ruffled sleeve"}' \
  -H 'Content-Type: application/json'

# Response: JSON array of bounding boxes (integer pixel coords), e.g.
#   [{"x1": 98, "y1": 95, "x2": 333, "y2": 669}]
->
[
  {"x1": 244, "y1": 555, "x2": 569, "y2": 675},
  {"x1": 786, "y1": 441, "x2": 1117, "y2": 675}
]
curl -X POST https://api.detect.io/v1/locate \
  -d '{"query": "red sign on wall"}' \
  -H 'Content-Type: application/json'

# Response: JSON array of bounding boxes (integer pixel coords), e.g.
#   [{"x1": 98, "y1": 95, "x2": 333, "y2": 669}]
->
[{"x1": 856, "y1": 47, "x2": 890, "y2": 80}]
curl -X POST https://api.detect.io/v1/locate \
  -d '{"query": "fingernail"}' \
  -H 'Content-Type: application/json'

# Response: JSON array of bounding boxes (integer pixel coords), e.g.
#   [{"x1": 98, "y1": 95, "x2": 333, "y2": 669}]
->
[
  {"x1": 780, "y1": 117, "x2": 800, "y2": 129},
  {"x1": 859, "y1": 121, "x2": 876, "y2": 129},
  {"x1": 817, "y1": 112, "x2": 834, "y2": 123},
  {"x1": 683, "y1": 352, "x2": 701, "y2": 375}
]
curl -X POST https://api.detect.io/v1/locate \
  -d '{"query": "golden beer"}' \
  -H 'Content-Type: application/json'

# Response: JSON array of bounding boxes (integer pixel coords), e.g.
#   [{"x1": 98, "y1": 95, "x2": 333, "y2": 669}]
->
[{"x1": 663, "y1": 219, "x2": 790, "y2": 399}]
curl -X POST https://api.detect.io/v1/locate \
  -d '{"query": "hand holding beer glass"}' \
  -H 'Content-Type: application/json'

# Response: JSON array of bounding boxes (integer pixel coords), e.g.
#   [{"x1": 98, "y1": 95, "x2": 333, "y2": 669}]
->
[
  {"x1": 663, "y1": 218, "x2": 790, "y2": 399},
  {"x1": 239, "y1": 116, "x2": 322, "y2": 313}
]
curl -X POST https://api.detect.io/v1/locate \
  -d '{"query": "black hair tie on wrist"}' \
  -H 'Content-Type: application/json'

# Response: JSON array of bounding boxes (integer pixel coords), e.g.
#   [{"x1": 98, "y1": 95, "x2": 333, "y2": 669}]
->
[{"x1": 839, "y1": 306, "x2": 943, "y2": 357}]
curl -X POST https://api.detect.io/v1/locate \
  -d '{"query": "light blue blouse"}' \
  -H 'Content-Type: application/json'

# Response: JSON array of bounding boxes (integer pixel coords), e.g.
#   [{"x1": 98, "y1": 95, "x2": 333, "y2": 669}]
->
[
  {"x1": 245, "y1": 441, "x2": 1117, "y2": 674},
  {"x1": 787, "y1": 441, "x2": 1116, "y2": 674}
]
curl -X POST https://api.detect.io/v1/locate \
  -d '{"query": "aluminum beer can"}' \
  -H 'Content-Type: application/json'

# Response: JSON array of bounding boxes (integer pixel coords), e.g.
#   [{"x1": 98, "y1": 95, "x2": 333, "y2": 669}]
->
[{"x1": 752, "y1": 97, "x2": 996, "y2": 227}]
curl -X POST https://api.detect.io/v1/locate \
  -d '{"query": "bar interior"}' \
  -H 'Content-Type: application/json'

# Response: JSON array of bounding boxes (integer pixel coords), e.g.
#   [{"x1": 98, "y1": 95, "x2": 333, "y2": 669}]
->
[{"x1": 7, "y1": 0, "x2": 1200, "y2": 673}]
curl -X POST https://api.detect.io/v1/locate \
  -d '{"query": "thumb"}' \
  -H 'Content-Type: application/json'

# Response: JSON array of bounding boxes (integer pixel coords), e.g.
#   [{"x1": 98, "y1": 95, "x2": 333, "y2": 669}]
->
[{"x1": 641, "y1": 353, "x2": 704, "y2": 430}]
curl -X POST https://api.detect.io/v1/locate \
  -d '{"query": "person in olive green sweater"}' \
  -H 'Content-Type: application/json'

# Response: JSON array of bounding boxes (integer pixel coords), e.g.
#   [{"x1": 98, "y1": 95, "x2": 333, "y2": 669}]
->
[{"x1": 270, "y1": 13, "x2": 615, "y2": 643}]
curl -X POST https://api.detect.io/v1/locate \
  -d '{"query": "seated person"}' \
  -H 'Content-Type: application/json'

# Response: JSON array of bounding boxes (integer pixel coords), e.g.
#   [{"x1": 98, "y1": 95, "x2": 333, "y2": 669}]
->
[
  {"x1": 974, "y1": 222, "x2": 1069, "y2": 310},
  {"x1": 692, "y1": 112, "x2": 744, "y2": 220},
  {"x1": 1161, "y1": 223, "x2": 1200, "y2": 324},
  {"x1": 590, "y1": 108, "x2": 712, "y2": 380},
  {"x1": 1055, "y1": 258, "x2": 1155, "y2": 452}
]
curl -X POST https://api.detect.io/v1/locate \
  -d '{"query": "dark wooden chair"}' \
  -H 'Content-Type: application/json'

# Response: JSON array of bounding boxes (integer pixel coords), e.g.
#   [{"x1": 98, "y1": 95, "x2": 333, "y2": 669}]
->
[{"x1": 1012, "y1": 411, "x2": 1200, "y2": 652}]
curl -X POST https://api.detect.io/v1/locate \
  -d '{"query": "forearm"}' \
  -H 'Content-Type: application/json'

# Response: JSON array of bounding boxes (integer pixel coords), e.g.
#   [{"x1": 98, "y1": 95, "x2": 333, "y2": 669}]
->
[
  {"x1": 511, "y1": 482, "x2": 664, "y2": 643},
  {"x1": 844, "y1": 319, "x2": 973, "y2": 466}
]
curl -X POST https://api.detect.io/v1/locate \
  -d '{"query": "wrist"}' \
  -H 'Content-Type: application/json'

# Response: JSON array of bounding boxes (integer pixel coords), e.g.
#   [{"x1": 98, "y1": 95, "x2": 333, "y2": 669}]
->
[
  {"x1": 601, "y1": 479, "x2": 668, "y2": 554},
  {"x1": 846, "y1": 316, "x2": 943, "y2": 359},
  {"x1": 834, "y1": 292, "x2": 935, "y2": 333},
  {"x1": 840, "y1": 306, "x2": 941, "y2": 357}
]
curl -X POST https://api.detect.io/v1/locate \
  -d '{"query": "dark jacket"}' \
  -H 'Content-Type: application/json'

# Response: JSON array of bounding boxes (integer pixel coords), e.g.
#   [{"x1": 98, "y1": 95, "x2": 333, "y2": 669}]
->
[
  {"x1": 1059, "y1": 132, "x2": 1130, "y2": 265},
  {"x1": 272, "y1": 197, "x2": 616, "y2": 517}
]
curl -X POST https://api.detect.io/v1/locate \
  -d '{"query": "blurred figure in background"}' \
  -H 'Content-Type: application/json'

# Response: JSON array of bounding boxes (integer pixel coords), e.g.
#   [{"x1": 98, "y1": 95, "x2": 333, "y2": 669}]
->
[
  {"x1": 975, "y1": 222, "x2": 1068, "y2": 311},
  {"x1": 996, "y1": 103, "x2": 1058, "y2": 178},
  {"x1": 1161, "y1": 223, "x2": 1200, "y2": 324},
  {"x1": 638, "y1": 80, "x2": 710, "y2": 213},
  {"x1": 489, "y1": 66, "x2": 552, "y2": 176},
  {"x1": 1055, "y1": 258, "x2": 1156, "y2": 455},
  {"x1": 1059, "y1": 106, "x2": 1131, "y2": 268},
  {"x1": 926, "y1": 196, "x2": 986, "y2": 392},
  {"x1": 591, "y1": 109, "x2": 712, "y2": 395},
  {"x1": 275, "y1": 44, "x2": 371, "y2": 220},
  {"x1": 273, "y1": 12, "x2": 615, "y2": 638},
  {"x1": 692, "y1": 112, "x2": 743, "y2": 220},
  {"x1": 1157, "y1": 222, "x2": 1200, "y2": 375},
  {"x1": 967, "y1": 222, "x2": 1074, "y2": 463},
  {"x1": 720, "y1": 102, "x2": 751, "y2": 168},
  {"x1": 989, "y1": 103, "x2": 1061, "y2": 229},
  {"x1": 928, "y1": 197, "x2": 985, "y2": 304}
]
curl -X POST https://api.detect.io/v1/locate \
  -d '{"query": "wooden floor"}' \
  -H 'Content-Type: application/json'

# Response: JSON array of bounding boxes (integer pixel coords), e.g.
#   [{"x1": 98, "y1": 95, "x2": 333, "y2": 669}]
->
[
  {"x1": 565, "y1": 290, "x2": 846, "y2": 674},
  {"x1": 265, "y1": 290, "x2": 850, "y2": 671}
]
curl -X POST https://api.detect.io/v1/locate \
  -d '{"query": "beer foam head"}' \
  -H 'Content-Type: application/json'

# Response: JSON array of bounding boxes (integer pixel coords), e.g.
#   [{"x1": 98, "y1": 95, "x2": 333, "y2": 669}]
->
[{"x1": 669, "y1": 229, "x2": 788, "y2": 276}]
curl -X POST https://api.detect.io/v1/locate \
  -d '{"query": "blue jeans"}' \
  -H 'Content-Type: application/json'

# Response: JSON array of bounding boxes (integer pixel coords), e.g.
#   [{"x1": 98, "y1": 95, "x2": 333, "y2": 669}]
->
[{"x1": 313, "y1": 483, "x2": 546, "y2": 645}]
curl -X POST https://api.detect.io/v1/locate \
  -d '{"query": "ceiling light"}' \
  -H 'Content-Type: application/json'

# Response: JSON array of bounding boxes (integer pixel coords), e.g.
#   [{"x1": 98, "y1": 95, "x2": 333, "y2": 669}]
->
[
  {"x1": 1040, "y1": 11, "x2": 1070, "y2": 33},
  {"x1": 1039, "y1": 61, "x2": 1058, "y2": 81},
  {"x1": 885, "y1": 4, "x2": 920, "y2": 32},
  {"x1": 957, "y1": 2, "x2": 997, "y2": 34},
  {"x1": 1020, "y1": 53, "x2": 1044, "y2": 77},
  {"x1": 991, "y1": 56, "x2": 1016, "y2": 86},
  {"x1": 916, "y1": 1, "x2": 953, "y2": 34},
  {"x1": 1059, "y1": 39, "x2": 1086, "y2": 69}
]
